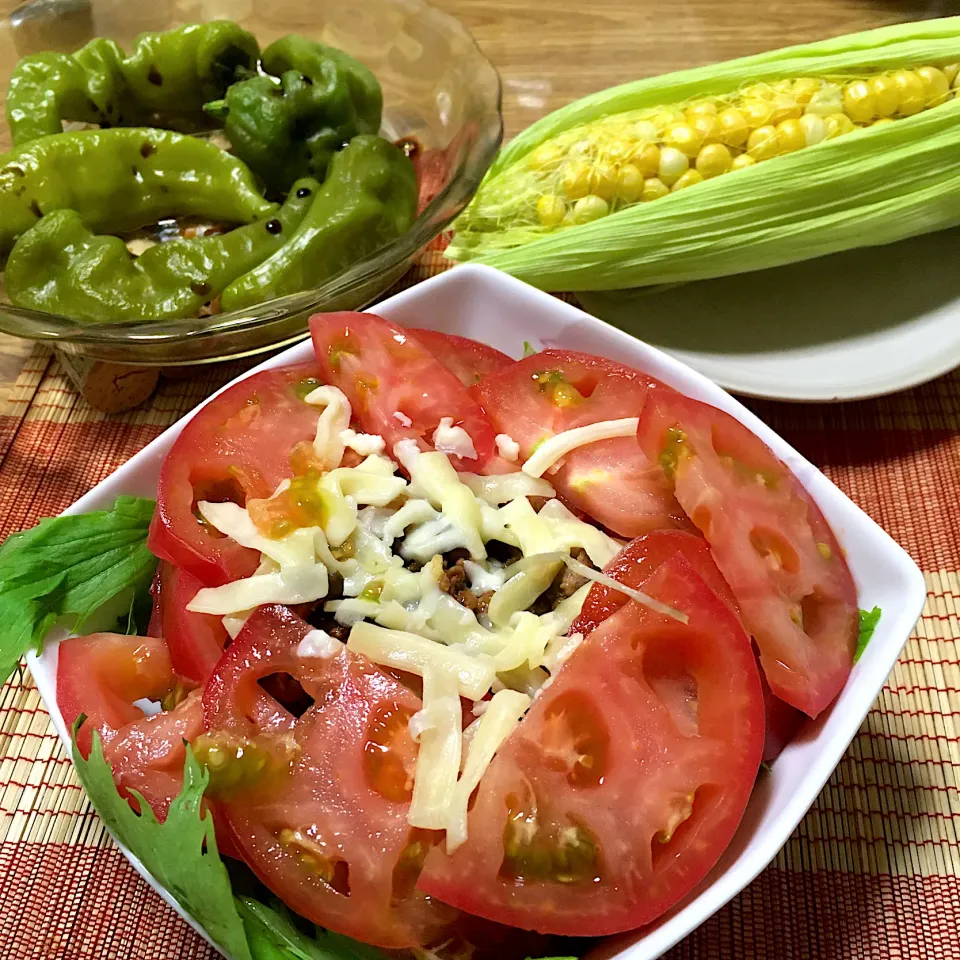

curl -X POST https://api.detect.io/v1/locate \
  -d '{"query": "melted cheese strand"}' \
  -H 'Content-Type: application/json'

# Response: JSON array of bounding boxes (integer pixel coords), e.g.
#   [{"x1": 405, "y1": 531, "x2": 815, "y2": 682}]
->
[
  {"x1": 305, "y1": 385, "x2": 352, "y2": 470},
  {"x1": 187, "y1": 565, "x2": 329, "y2": 616},
  {"x1": 446, "y1": 689, "x2": 530, "y2": 851},
  {"x1": 408, "y1": 665, "x2": 463, "y2": 830},
  {"x1": 522, "y1": 417, "x2": 640, "y2": 478}
]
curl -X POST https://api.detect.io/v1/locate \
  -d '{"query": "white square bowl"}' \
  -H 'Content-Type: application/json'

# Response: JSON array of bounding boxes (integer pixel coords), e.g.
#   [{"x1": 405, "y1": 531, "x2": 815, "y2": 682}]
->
[{"x1": 27, "y1": 263, "x2": 927, "y2": 960}]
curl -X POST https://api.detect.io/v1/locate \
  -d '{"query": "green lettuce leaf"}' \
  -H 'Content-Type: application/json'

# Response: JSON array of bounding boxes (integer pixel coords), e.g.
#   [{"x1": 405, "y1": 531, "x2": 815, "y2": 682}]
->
[
  {"x1": 0, "y1": 496, "x2": 158, "y2": 681},
  {"x1": 72, "y1": 722, "x2": 253, "y2": 960},
  {"x1": 855, "y1": 606, "x2": 882, "y2": 663}
]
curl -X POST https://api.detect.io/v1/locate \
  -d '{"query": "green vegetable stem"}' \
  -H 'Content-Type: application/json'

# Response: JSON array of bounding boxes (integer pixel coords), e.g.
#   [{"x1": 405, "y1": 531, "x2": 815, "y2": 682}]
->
[
  {"x1": 0, "y1": 127, "x2": 273, "y2": 260},
  {"x1": 6, "y1": 178, "x2": 320, "y2": 322},
  {"x1": 221, "y1": 135, "x2": 417, "y2": 311},
  {"x1": 204, "y1": 34, "x2": 383, "y2": 196},
  {"x1": 6, "y1": 20, "x2": 259, "y2": 145}
]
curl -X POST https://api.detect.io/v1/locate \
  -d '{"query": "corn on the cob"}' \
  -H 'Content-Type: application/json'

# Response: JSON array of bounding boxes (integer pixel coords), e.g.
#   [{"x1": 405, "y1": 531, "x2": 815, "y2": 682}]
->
[{"x1": 446, "y1": 19, "x2": 960, "y2": 291}]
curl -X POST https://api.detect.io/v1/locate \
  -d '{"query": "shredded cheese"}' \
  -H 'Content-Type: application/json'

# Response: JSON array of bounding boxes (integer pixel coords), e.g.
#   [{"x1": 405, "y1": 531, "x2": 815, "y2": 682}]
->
[
  {"x1": 296, "y1": 629, "x2": 343, "y2": 658},
  {"x1": 340, "y1": 428, "x2": 386, "y2": 457},
  {"x1": 305, "y1": 385, "x2": 352, "y2": 469},
  {"x1": 521, "y1": 417, "x2": 640, "y2": 478},
  {"x1": 187, "y1": 564, "x2": 329, "y2": 616},
  {"x1": 432, "y1": 418, "x2": 478, "y2": 460},
  {"x1": 495, "y1": 433, "x2": 520, "y2": 462},
  {"x1": 458, "y1": 471, "x2": 555, "y2": 505}
]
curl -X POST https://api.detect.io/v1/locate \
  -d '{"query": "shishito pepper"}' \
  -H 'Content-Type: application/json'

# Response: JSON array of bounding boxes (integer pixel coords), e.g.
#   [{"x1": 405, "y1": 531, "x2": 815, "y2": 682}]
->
[
  {"x1": 6, "y1": 20, "x2": 259, "y2": 145},
  {"x1": 0, "y1": 127, "x2": 273, "y2": 259},
  {"x1": 5, "y1": 179, "x2": 319, "y2": 322},
  {"x1": 204, "y1": 35, "x2": 383, "y2": 195},
  {"x1": 221, "y1": 135, "x2": 416, "y2": 311}
]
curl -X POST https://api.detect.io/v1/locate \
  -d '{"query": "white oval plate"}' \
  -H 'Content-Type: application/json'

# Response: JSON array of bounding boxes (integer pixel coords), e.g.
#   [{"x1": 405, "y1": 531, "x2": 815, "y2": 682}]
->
[{"x1": 578, "y1": 227, "x2": 960, "y2": 402}]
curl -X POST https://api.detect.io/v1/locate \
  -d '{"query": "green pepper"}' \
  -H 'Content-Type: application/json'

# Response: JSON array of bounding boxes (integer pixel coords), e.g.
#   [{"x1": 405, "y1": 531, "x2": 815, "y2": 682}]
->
[
  {"x1": 0, "y1": 127, "x2": 272, "y2": 259},
  {"x1": 6, "y1": 20, "x2": 259, "y2": 145},
  {"x1": 221, "y1": 135, "x2": 417, "y2": 312},
  {"x1": 5, "y1": 178, "x2": 319, "y2": 322},
  {"x1": 204, "y1": 34, "x2": 382, "y2": 196}
]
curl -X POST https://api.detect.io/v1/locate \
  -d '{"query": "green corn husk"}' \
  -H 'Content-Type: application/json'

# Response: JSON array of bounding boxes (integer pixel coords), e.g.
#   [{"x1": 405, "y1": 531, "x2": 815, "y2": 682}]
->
[{"x1": 446, "y1": 17, "x2": 960, "y2": 291}]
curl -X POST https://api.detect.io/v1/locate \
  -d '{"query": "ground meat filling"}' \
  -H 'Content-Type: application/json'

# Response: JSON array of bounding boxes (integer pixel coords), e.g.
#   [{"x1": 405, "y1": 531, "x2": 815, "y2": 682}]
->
[{"x1": 437, "y1": 547, "x2": 592, "y2": 617}]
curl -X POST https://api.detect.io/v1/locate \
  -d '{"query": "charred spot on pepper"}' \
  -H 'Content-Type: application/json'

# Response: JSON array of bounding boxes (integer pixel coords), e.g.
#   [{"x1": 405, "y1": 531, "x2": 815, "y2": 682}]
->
[
  {"x1": 300, "y1": 73, "x2": 314, "y2": 86},
  {"x1": 28, "y1": 199, "x2": 42, "y2": 218},
  {"x1": 395, "y1": 136, "x2": 422, "y2": 160},
  {"x1": 147, "y1": 65, "x2": 163, "y2": 86},
  {"x1": 265, "y1": 218, "x2": 283, "y2": 235},
  {"x1": 295, "y1": 186, "x2": 313, "y2": 199},
  {"x1": 139, "y1": 141, "x2": 156, "y2": 159},
  {"x1": 190, "y1": 281, "x2": 212, "y2": 298}
]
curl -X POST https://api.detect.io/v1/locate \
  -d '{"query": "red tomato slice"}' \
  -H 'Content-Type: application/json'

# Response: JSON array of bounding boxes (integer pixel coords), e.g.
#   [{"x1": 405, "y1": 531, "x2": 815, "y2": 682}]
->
[
  {"x1": 572, "y1": 529, "x2": 737, "y2": 636},
  {"x1": 571, "y1": 530, "x2": 804, "y2": 761},
  {"x1": 202, "y1": 604, "x2": 458, "y2": 950},
  {"x1": 150, "y1": 560, "x2": 229, "y2": 684},
  {"x1": 472, "y1": 350, "x2": 688, "y2": 536},
  {"x1": 418, "y1": 555, "x2": 764, "y2": 935},
  {"x1": 309, "y1": 312, "x2": 499, "y2": 469},
  {"x1": 148, "y1": 362, "x2": 324, "y2": 586},
  {"x1": 636, "y1": 388, "x2": 858, "y2": 718},
  {"x1": 409, "y1": 329, "x2": 513, "y2": 387}
]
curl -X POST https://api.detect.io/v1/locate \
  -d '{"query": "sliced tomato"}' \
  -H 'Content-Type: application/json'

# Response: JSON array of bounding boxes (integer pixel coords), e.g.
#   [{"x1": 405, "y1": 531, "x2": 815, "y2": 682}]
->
[
  {"x1": 410, "y1": 329, "x2": 513, "y2": 387},
  {"x1": 636, "y1": 388, "x2": 858, "y2": 718},
  {"x1": 418, "y1": 555, "x2": 764, "y2": 935},
  {"x1": 571, "y1": 530, "x2": 804, "y2": 760},
  {"x1": 148, "y1": 362, "x2": 324, "y2": 586},
  {"x1": 150, "y1": 560, "x2": 229, "y2": 684},
  {"x1": 572, "y1": 529, "x2": 737, "y2": 636},
  {"x1": 202, "y1": 604, "x2": 457, "y2": 950},
  {"x1": 472, "y1": 350, "x2": 688, "y2": 536},
  {"x1": 309, "y1": 312, "x2": 499, "y2": 470}
]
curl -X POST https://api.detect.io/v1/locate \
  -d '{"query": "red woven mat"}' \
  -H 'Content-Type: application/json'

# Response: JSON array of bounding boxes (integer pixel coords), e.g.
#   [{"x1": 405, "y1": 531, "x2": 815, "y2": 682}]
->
[{"x1": 0, "y1": 256, "x2": 958, "y2": 959}]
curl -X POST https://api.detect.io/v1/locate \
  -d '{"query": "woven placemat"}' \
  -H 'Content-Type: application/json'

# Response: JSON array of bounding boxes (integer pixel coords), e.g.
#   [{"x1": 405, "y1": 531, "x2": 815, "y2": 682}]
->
[{"x1": 0, "y1": 254, "x2": 957, "y2": 959}]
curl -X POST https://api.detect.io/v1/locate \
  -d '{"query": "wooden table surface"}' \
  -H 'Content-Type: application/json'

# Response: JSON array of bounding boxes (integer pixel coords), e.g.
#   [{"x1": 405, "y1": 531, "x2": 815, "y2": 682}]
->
[{"x1": 0, "y1": 0, "x2": 938, "y2": 407}]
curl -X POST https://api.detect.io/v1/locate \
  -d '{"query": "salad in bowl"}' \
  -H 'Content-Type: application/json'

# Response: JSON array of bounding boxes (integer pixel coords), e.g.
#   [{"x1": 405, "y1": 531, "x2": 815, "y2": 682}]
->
[{"x1": 1, "y1": 267, "x2": 922, "y2": 960}]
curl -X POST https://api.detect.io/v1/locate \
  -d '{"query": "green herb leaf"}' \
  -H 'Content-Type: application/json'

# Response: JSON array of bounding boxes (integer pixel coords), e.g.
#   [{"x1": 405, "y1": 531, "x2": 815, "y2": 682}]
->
[
  {"x1": 72, "y1": 721, "x2": 252, "y2": 960},
  {"x1": 855, "y1": 606, "x2": 882, "y2": 663},
  {"x1": 238, "y1": 896, "x2": 390, "y2": 960},
  {"x1": 0, "y1": 496, "x2": 158, "y2": 682},
  {"x1": 522, "y1": 340, "x2": 538, "y2": 357}
]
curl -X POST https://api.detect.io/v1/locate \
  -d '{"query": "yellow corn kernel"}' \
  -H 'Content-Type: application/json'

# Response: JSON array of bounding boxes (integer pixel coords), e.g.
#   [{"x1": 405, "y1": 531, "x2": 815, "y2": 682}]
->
[
  {"x1": 871, "y1": 118, "x2": 895, "y2": 127},
  {"x1": 652, "y1": 109, "x2": 685, "y2": 129},
  {"x1": 634, "y1": 119, "x2": 659, "y2": 143},
  {"x1": 730, "y1": 153, "x2": 756, "y2": 170},
  {"x1": 695, "y1": 142, "x2": 732, "y2": 178},
  {"x1": 892, "y1": 69, "x2": 926, "y2": 115},
  {"x1": 663, "y1": 123, "x2": 704, "y2": 157},
  {"x1": 641, "y1": 177, "x2": 670, "y2": 201},
  {"x1": 791, "y1": 77, "x2": 822, "y2": 105},
  {"x1": 824, "y1": 113, "x2": 856, "y2": 138},
  {"x1": 528, "y1": 142, "x2": 566, "y2": 171},
  {"x1": 842, "y1": 81, "x2": 876, "y2": 123},
  {"x1": 632, "y1": 142, "x2": 661, "y2": 177},
  {"x1": 536, "y1": 194, "x2": 566, "y2": 227},
  {"x1": 687, "y1": 100, "x2": 718, "y2": 118},
  {"x1": 917, "y1": 65, "x2": 950, "y2": 105},
  {"x1": 671, "y1": 169, "x2": 703, "y2": 191},
  {"x1": 799, "y1": 112, "x2": 827, "y2": 146},
  {"x1": 742, "y1": 82, "x2": 773, "y2": 100},
  {"x1": 616, "y1": 163, "x2": 645, "y2": 202},
  {"x1": 602, "y1": 139, "x2": 634, "y2": 165},
  {"x1": 805, "y1": 85, "x2": 843, "y2": 117},
  {"x1": 591, "y1": 161, "x2": 617, "y2": 200},
  {"x1": 768, "y1": 94, "x2": 802, "y2": 124},
  {"x1": 689, "y1": 112, "x2": 720, "y2": 144},
  {"x1": 716, "y1": 107, "x2": 749, "y2": 146},
  {"x1": 776, "y1": 118, "x2": 806, "y2": 153},
  {"x1": 870, "y1": 74, "x2": 900, "y2": 117},
  {"x1": 561, "y1": 160, "x2": 593, "y2": 199},
  {"x1": 942, "y1": 63, "x2": 959, "y2": 85},
  {"x1": 658, "y1": 146, "x2": 689, "y2": 185},
  {"x1": 741, "y1": 99, "x2": 773, "y2": 127},
  {"x1": 747, "y1": 125, "x2": 779, "y2": 160},
  {"x1": 573, "y1": 195, "x2": 609, "y2": 223}
]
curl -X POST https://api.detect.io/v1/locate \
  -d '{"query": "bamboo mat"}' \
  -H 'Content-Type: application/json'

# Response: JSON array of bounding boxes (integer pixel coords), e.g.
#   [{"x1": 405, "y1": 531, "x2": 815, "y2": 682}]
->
[{"x1": 0, "y1": 253, "x2": 958, "y2": 959}]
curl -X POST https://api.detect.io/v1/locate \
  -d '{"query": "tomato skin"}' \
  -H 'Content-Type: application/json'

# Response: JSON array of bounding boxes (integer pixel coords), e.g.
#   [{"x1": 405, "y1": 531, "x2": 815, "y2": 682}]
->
[
  {"x1": 203, "y1": 604, "x2": 457, "y2": 950},
  {"x1": 148, "y1": 363, "x2": 324, "y2": 587},
  {"x1": 419, "y1": 555, "x2": 764, "y2": 936},
  {"x1": 409, "y1": 329, "x2": 513, "y2": 387},
  {"x1": 151, "y1": 560, "x2": 229, "y2": 684},
  {"x1": 472, "y1": 350, "x2": 688, "y2": 536},
  {"x1": 636, "y1": 387, "x2": 858, "y2": 718},
  {"x1": 309, "y1": 312, "x2": 499, "y2": 469}
]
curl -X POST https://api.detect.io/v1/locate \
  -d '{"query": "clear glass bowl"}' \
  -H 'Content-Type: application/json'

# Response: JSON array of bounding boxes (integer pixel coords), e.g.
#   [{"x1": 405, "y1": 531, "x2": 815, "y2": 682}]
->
[{"x1": 0, "y1": 0, "x2": 503, "y2": 365}]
